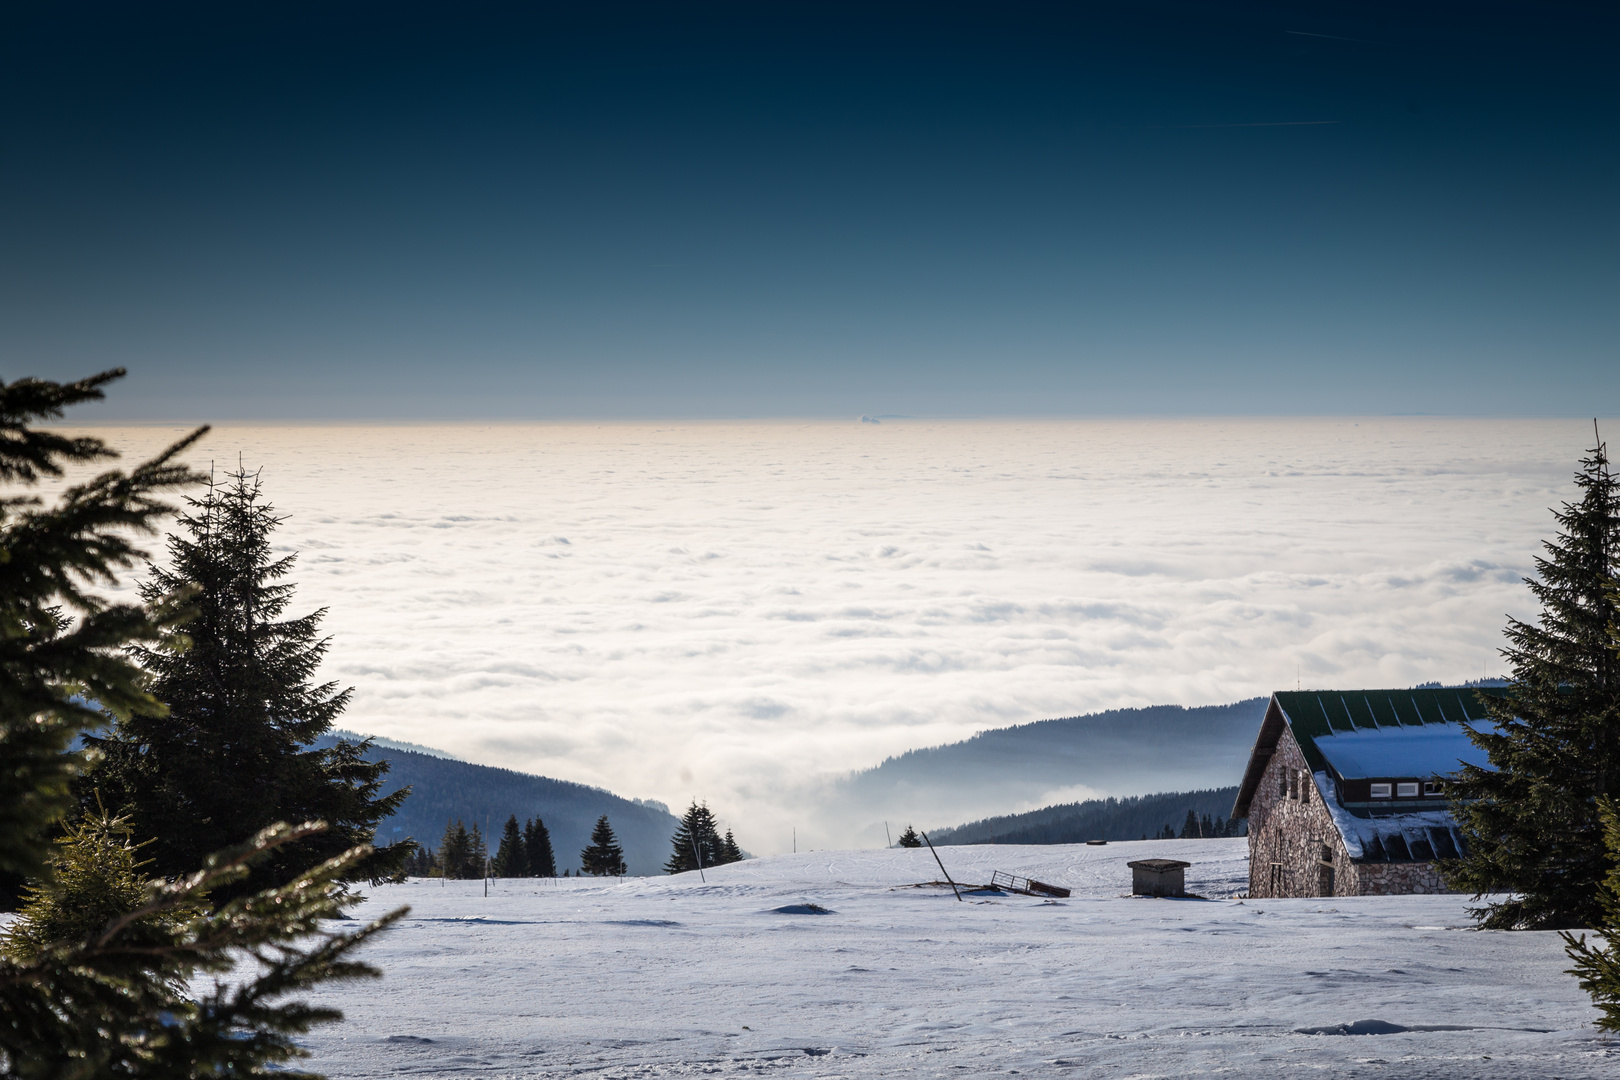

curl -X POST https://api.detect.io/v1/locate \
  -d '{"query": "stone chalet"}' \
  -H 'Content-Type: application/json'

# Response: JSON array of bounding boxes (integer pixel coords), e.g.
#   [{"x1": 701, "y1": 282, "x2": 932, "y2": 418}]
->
[{"x1": 1232, "y1": 687, "x2": 1503, "y2": 898}]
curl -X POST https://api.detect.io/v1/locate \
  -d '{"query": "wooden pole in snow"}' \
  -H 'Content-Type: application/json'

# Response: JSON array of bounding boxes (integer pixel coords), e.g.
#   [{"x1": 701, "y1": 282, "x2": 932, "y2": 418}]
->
[{"x1": 921, "y1": 832, "x2": 962, "y2": 901}]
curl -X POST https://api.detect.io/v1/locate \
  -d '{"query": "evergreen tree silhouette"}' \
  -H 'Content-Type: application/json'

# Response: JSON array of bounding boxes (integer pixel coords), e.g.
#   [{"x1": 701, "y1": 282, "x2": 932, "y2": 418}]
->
[
  {"x1": 1179, "y1": 810, "x2": 1200, "y2": 838},
  {"x1": 524, "y1": 816, "x2": 557, "y2": 877},
  {"x1": 665, "y1": 801, "x2": 722, "y2": 873},
  {"x1": 897, "y1": 825, "x2": 923, "y2": 848},
  {"x1": 1446, "y1": 433, "x2": 1620, "y2": 929},
  {"x1": 92, "y1": 466, "x2": 408, "y2": 896},
  {"x1": 439, "y1": 819, "x2": 473, "y2": 879},
  {"x1": 581, "y1": 815, "x2": 626, "y2": 876},
  {"x1": 720, "y1": 828, "x2": 743, "y2": 864},
  {"x1": 468, "y1": 820, "x2": 488, "y2": 879},
  {"x1": 492, "y1": 814, "x2": 527, "y2": 877}
]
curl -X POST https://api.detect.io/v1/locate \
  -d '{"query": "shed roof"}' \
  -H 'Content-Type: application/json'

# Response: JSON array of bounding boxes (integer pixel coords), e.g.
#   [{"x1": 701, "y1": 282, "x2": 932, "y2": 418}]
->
[
  {"x1": 1232, "y1": 687, "x2": 1505, "y2": 819},
  {"x1": 1127, "y1": 859, "x2": 1191, "y2": 871}
]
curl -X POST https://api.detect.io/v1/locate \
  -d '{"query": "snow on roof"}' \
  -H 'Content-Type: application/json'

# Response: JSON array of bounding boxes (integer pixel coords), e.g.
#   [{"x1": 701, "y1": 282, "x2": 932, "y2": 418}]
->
[
  {"x1": 1310, "y1": 721, "x2": 1492, "y2": 780},
  {"x1": 1312, "y1": 771, "x2": 1466, "y2": 862}
]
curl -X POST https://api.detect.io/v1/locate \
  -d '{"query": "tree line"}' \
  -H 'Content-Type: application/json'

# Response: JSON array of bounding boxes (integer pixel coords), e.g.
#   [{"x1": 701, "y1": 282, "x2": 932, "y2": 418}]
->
[
  {"x1": 407, "y1": 800, "x2": 748, "y2": 879},
  {"x1": 930, "y1": 788, "x2": 1247, "y2": 847},
  {"x1": 1147, "y1": 811, "x2": 1245, "y2": 840}
]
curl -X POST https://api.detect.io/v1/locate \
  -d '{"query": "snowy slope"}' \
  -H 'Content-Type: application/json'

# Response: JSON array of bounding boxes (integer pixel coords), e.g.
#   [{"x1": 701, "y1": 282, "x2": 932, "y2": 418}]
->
[{"x1": 303, "y1": 838, "x2": 1614, "y2": 1078}]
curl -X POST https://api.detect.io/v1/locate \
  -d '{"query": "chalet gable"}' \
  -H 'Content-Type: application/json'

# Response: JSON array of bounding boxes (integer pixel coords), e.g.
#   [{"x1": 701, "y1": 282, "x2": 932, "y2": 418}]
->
[{"x1": 1233, "y1": 687, "x2": 1502, "y2": 819}]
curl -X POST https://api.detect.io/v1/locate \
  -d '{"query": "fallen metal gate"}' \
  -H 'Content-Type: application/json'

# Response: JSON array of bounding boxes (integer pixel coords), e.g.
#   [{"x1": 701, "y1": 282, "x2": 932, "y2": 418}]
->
[{"x1": 990, "y1": 871, "x2": 1071, "y2": 898}]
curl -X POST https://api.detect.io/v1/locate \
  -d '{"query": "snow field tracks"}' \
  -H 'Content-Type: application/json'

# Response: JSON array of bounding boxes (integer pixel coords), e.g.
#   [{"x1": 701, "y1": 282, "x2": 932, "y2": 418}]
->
[{"x1": 306, "y1": 840, "x2": 1614, "y2": 1078}]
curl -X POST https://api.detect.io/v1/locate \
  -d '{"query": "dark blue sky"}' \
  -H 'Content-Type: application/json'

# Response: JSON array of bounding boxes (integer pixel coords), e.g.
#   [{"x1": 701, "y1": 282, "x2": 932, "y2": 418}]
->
[{"x1": 2, "y1": 2, "x2": 1615, "y2": 418}]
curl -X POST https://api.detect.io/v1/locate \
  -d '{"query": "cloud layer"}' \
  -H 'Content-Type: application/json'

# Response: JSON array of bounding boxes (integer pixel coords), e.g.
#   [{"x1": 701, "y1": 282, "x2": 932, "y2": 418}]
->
[{"x1": 78, "y1": 418, "x2": 1588, "y2": 850}]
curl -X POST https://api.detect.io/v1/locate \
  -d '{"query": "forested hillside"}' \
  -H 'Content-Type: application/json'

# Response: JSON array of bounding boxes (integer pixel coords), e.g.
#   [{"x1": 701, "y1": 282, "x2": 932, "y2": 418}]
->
[
  {"x1": 317, "y1": 739, "x2": 680, "y2": 876},
  {"x1": 930, "y1": 787, "x2": 1245, "y2": 846},
  {"x1": 828, "y1": 699, "x2": 1266, "y2": 840}
]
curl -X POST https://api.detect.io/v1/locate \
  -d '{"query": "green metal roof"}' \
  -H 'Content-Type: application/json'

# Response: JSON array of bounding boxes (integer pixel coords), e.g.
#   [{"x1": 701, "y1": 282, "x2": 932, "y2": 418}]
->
[{"x1": 1275, "y1": 687, "x2": 1503, "y2": 776}]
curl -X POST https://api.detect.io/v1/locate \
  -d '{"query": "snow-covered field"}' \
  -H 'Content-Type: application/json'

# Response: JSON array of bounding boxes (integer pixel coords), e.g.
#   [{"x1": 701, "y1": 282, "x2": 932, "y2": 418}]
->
[{"x1": 304, "y1": 839, "x2": 1613, "y2": 1078}]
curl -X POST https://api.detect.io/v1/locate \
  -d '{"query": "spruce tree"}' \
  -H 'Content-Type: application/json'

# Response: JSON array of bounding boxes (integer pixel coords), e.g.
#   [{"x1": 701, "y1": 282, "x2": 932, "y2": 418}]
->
[
  {"x1": 404, "y1": 841, "x2": 439, "y2": 877},
  {"x1": 897, "y1": 825, "x2": 922, "y2": 848},
  {"x1": 0, "y1": 370, "x2": 407, "y2": 1076},
  {"x1": 665, "y1": 801, "x2": 722, "y2": 872},
  {"x1": 492, "y1": 815, "x2": 527, "y2": 878},
  {"x1": 581, "y1": 815, "x2": 626, "y2": 876},
  {"x1": 720, "y1": 828, "x2": 743, "y2": 864},
  {"x1": 440, "y1": 819, "x2": 472, "y2": 879},
  {"x1": 524, "y1": 816, "x2": 557, "y2": 877},
  {"x1": 91, "y1": 466, "x2": 409, "y2": 896},
  {"x1": 468, "y1": 821, "x2": 488, "y2": 879},
  {"x1": 1445, "y1": 434, "x2": 1620, "y2": 930},
  {"x1": 3, "y1": 805, "x2": 198, "y2": 961}
]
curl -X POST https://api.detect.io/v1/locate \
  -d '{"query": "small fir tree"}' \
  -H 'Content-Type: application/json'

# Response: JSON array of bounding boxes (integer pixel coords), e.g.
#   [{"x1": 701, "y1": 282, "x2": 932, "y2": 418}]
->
[
  {"x1": 1562, "y1": 795, "x2": 1620, "y2": 1029},
  {"x1": 1445, "y1": 434, "x2": 1620, "y2": 930},
  {"x1": 91, "y1": 466, "x2": 409, "y2": 896},
  {"x1": 720, "y1": 828, "x2": 743, "y2": 864},
  {"x1": 3, "y1": 804, "x2": 198, "y2": 961},
  {"x1": 403, "y1": 841, "x2": 439, "y2": 877},
  {"x1": 439, "y1": 819, "x2": 473, "y2": 880},
  {"x1": 581, "y1": 815, "x2": 627, "y2": 876},
  {"x1": 492, "y1": 815, "x2": 527, "y2": 878},
  {"x1": 468, "y1": 821, "x2": 488, "y2": 879},
  {"x1": 525, "y1": 816, "x2": 557, "y2": 877},
  {"x1": 665, "y1": 801, "x2": 723, "y2": 872},
  {"x1": 896, "y1": 825, "x2": 923, "y2": 848}
]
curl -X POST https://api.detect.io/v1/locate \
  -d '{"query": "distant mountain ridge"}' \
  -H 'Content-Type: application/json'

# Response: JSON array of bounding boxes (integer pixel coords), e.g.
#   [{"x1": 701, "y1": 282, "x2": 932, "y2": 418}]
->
[
  {"x1": 315, "y1": 738, "x2": 680, "y2": 876},
  {"x1": 828, "y1": 699, "x2": 1269, "y2": 843}
]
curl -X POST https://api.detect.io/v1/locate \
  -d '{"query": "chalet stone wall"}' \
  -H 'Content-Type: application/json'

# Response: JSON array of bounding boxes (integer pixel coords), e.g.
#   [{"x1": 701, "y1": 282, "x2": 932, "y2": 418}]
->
[
  {"x1": 1247, "y1": 728, "x2": 1353, "y2": 898},
  {"x1": 1355, "y1": 861, "x2": 1450, "y2": 895}
]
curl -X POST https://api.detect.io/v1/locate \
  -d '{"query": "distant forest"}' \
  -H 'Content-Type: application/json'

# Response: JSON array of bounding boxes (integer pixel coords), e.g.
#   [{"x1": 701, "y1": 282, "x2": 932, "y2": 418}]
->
[
  {"x1": 312, "y1": 737, "x2": 680, "y2": 876},
  {"x1": 930, "y1": 787, "x2": 1245, "y2": 846}
]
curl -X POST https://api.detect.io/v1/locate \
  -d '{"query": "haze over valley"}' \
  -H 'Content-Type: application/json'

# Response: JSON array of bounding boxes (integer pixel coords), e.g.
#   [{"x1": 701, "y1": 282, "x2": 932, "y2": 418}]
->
[{"x1": 63, "y1": 416, "x2": 1581, "y2": 851}]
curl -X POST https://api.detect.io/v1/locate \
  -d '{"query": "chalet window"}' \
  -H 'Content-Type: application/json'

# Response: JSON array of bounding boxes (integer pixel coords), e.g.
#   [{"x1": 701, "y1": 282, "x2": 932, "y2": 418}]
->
[
  {"x1": 1370, "y1": 782, "x2": 1392, "y2": 799},
  {"x1": 1396, "y1": 782, "x2": 1419, "y2": 798},
  {"x1": 1278, "y1": 772, "x2": 1287, "y2": 798},
  {"x1": 1301, "y1": 776, "x2": 1311, "y2": 804},
  {"x1": 1319, "y1": 843, "x2": 1333, "y2": 863},
  {"x1": 1423, "y1": 781, "x2": 1443, "y2": 796}
]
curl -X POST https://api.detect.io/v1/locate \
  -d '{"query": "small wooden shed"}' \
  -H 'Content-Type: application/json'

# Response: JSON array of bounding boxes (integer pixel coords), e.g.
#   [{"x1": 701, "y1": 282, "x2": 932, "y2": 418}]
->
[{"x1": 1128, "y1": 858, "x2": 1190, "y2": 897}]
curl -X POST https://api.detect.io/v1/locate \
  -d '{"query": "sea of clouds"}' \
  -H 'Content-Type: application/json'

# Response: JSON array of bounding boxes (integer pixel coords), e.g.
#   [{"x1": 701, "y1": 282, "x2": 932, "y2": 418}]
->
[{"x1": 75, "y1": 418, "x2": 1590, "y2": 851}]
